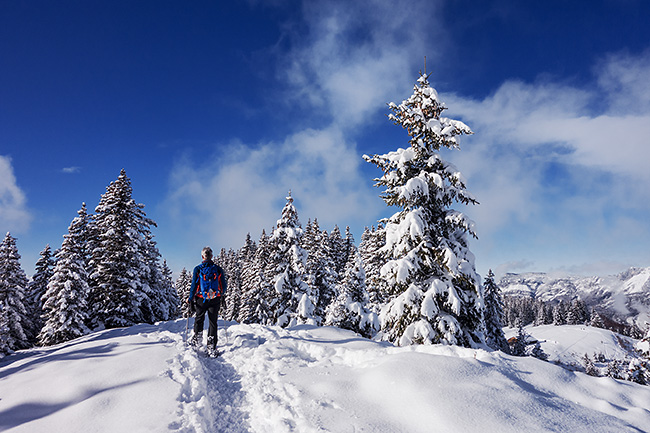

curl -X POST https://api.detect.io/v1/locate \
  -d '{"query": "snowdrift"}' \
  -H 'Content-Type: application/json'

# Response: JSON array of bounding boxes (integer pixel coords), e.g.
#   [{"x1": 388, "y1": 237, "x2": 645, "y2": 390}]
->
[{"x1": 1, "y1": 320, "x2": 649, "y2": 432}]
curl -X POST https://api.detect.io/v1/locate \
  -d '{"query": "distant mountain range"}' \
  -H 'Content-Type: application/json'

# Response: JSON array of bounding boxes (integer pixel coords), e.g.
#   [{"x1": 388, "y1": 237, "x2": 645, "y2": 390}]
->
[{"x1": 498, "y1": 267, "x2": 650, "y2": 329}]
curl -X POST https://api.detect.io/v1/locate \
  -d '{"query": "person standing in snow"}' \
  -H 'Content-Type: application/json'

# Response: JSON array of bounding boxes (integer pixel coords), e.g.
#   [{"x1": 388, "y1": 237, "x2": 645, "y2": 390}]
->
[{"x1": 187, "y1": 247, "x2": 227, "y2": 356}]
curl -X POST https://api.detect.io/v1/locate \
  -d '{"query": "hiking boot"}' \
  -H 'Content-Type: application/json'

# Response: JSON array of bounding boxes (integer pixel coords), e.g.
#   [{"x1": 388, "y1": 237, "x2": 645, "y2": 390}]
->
[
  {"x1": 206, "y1": 336, "x2": 218, "y2": 357},
  {"x1": 207, "y1": 345, "x2": 220, "y2": 358},
  {"x1": 189, "y1": 332, "x2": 203, "y2": 348}
]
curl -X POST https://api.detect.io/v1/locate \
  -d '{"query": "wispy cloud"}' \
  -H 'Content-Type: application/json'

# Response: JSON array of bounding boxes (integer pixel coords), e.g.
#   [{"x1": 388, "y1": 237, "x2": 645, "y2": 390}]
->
[
  {"x1": 0, "y1": 155, "x2": 32, "y2": 233},
  {"x1": 164, "y1": 0, "x2": 438, "y2": 250},
  {"x1": 62, "y1": 166, "x2": 81, "y2": 174}
]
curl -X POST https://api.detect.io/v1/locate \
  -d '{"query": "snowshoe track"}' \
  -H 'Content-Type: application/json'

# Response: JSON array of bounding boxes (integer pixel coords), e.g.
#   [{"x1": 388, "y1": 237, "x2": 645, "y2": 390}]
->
[{"x1": 165, "y1": 326, "x2": 250, "y2": 433}]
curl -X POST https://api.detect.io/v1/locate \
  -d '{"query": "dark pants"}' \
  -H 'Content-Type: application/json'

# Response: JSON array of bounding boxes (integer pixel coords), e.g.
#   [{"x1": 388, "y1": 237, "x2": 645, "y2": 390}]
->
[{"x1": 193, "y1": 296, "x2": 222, "y2": 348}]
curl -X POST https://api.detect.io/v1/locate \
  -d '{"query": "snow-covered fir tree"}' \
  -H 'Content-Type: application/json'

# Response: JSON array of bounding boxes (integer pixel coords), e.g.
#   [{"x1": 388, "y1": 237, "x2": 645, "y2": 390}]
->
[
  {"x1": 325, "y1": 251, "x2": 378, "y2": 339},
  {"x1": 534, "y1": 302, "x2": 553, "y2": 326},
  {"x1": 0, "y1": 232, "x2": 31, "y2": 350},
  {"x1": 358, "y1": 225, "x2": 387, "y2": 313},
  {"x1": 0, "y1": 302, "x2": 11, "y2": 356},
  {"x1": 156, "y1": 259, "x2": 179, "y2": 321},
  {"x1": 509, "y1": 322, "x2": 528, "y2": 356},
  {"x1": 303, "y1": 219, "x2": 337, "y2": 322},
  {"x1": 363, "y1": 72, "x2": 484, "y2": 347},
  {"x1": 552, "y1": 303, "x2": 567, "y2": 326},
  {"x1": 239, "y1": 230, "x2": 273, "y2": 325},
  {"x1": 342, "y1": 226, "x2": 357, "y2": 270},
  {"x1": 583, "y1": 354, "x2": 599, "y2": 376},
  {"x1": 25, "y1": 244, "x2": 55, "y2": 343},
  {"x1": 267, "y1": 192, "x2": 315, "y2": 327},
  {"x1": 138, "y1": 232, "x2": 159, "y2": 324},
  {"x1": 218, "y1": 248, "x2": 241, "y2": 322},
  {"x1": 175, "y1": 268, "x2": 192, "y2": 318},
  {"x1": 483, "y1": 270, "x2": 509, "y2": 352},
  {"x1": 328, "y1": 225, "x2": 347, "y2": 279},
  {"x1": 39, "y1": 205, "x2": 91, "y2": 345},
  {"x1": 233, "y1": 233, "x2": 257, "y2": 322},
  {"x1": 89, "y1": 169, "x2": 157, "y2": 329},
  {"x1": 566, "y1": 299, "x2": 589, "y2": 325},
  {"x1": 529, "y1": 340, "x2": 549, "y2": 361}
]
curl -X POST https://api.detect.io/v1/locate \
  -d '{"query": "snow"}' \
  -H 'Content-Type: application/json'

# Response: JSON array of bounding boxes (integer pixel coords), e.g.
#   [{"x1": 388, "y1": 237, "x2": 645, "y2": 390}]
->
[
  {"x1": 499, "y1": 268, "x2": 650, "y2": 328},
  {"x1": 2, "y1": 320, "x2": 650, "y2": 432},
  {"x1": 506, "y1": 324, "x2": 639, "y2": 368}
]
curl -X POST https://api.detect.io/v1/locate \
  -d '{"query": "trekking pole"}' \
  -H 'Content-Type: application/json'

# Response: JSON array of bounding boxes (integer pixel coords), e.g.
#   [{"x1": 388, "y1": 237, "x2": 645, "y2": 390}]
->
[{"x1": 184, "y1": 314, "x2": 190, "y2": 343}]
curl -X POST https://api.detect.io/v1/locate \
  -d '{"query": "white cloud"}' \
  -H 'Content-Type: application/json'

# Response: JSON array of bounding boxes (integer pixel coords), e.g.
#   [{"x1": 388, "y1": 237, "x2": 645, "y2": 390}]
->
[
  {"x1": 166, "y1": 127, "x2": 383, "y2": 250},
  {"x1": 164, "y1": 0, "x2": 440, "y2": 250},
  {"x1": 62, "y1": 166, "x2": 81, "y2": 174},
  {"x1": 164, "y1": 2, "x2": 650, "y2": 275},
  {"x1": 280, "y1": 0, "x2": 435, "y2": 128},
  {"x1": 445, "y1": 51, "x2": 650, "y2": 273},
  {"x1": 0, "y1": 155, "x2": 31, "y2": 233}
]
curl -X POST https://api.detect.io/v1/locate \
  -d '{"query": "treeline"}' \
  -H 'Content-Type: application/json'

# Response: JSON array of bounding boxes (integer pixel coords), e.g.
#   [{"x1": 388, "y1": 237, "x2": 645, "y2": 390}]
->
[
  {"x1": 175, "y1": 193, "x2": 382, "y2": 340},
  {"x1": 502, "y1": 296, "x2": 645, "y2": 338},
  {"x1": 0, "y1": 170, "x2": 178, "y2": 356}
]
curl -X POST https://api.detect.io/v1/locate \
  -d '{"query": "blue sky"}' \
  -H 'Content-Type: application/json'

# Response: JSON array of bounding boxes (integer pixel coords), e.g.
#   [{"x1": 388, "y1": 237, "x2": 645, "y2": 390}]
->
[{"x1": 2, "y1": 0, "x2": 650, "y2": 279}]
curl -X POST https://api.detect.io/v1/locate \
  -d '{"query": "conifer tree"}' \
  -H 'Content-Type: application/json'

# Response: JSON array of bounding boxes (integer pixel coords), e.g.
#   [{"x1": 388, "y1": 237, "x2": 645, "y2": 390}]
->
[
  {"x1": 219, "y1": 248, "x2": 241, "y2": 322},
  {"x1": 89, "y1": 169, "x2": 155, "y2": 328},
  {"x1": 583, "y1": 354, "x2": 599, "y2": 376},
  {"x1": 39, "y1": 206, "x2": 91, "y2": 345},
  {"x1": 529, "y1": 340, "x2": 549, "y2": 361},
  {"x1": 175, "y1": 268, "x2": 192, "y2": 318},
  {"x1": 160, "y1": 259, "x2": 179, "y2": 320},
  {"x1": 0, "y1": 232, "x2": 31, "y2": 350},
  {"x1": 303, "y1": 219, "x2": 337, "y2": 322},
  {"x1": 25, "y1": 244, "x2": 55, "y2": 342},
  {"x1": 358, "y1": 225, "x2": 387, "y2": 312},
  {"x1": 509, "y1": 322, "x2": 528, "y2": 356},
  {"x1": 239, "y1": 230, "x2": 272, "y2": 324},
  {"x1": 567, "y1": 299, "x2": 589, "y2": 325},
  {"x1": 328, "y1": 226, "x2": 347, "y2": 279},
  {"x1": 364, "y1": 72, "x2": 484, "y2": 347},
  {"x1": 0, "y1": 302, "x2": 11, "y2": 356},
  {"x1": 343, "y1": 226, "x2": 357, "y2": 268},
  {"x1": 325, "y1": 251, "x2": 378, "y2": 338},
  {"x1": 230, "y1": 235, "x2": 256, "y2": 322},
  {"x1": 267, "y1": 192, "x2": 314, "y2": 327},
  {"x1": 553, "y1": 303, "x2": 567, "y2": 326},
  {"x1": 483, "y1": 270, "x2": 509, "y2": 352}
]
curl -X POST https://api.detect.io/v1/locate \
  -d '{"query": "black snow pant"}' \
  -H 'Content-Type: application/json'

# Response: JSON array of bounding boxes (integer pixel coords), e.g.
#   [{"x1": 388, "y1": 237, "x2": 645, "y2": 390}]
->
[{"x1": 193, "y1": 296, "x2": 222, "y2": 349}]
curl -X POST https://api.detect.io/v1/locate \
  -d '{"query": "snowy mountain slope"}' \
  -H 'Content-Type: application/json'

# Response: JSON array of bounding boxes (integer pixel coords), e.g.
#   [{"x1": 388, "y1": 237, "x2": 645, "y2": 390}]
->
[
  {"x1": 499, "y1": 267, "x2": 650, "y2": 327},
  {"x1": 1, "y1": 320, "x2": 650, "y2": 433},
  {"x1": 506, "y1": 325, "x2": 639, "y2": 368}
]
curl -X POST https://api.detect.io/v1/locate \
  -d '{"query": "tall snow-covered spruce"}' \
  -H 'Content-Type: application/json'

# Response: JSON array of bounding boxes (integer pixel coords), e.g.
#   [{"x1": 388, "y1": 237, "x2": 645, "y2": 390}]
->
[
  {"x1": 25, "y1": 244, "x2": 55, "y2": 343},
  {"x1": 363, "y1": 72, "x2": 485, "y2": 347},
  {"x1": 267, "y1": 192, "x2": 315, "y2": 327},
  {"x1": 89, "y1": 169, "x2": 162, "y2": 328},
  {"x1": 0, "y1": 233, "x2": 30, "y2": 351},
  {"x1": 483, "y1": 269, "x2": 509, "y2": 352},
  {"x1": 39, "y1": 205, "x2": 91, "y2": 346}
]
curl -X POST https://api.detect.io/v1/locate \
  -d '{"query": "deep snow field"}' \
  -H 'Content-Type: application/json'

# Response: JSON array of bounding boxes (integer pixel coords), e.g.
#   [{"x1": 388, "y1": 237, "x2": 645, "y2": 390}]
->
[{"x1": 1, "y1": 320, "x2": 649, "y2": 433}]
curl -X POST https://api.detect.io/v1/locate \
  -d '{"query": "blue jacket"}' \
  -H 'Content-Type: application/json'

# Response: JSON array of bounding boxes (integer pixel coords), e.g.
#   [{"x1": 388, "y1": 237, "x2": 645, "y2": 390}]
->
[{"x1": 188, "y1": 260, "x2": 227, "y2": 301}]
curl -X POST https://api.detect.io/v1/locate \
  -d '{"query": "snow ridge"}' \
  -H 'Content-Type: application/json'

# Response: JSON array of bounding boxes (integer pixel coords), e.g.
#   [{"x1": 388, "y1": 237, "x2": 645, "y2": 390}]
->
[{"x1": 2, "y1": 320, "x2": 650, "y2": 432}]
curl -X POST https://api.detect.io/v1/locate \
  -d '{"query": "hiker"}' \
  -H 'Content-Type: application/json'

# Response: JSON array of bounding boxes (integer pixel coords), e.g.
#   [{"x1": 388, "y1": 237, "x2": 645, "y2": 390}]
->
[{"x1": 187, "y1": 246, "x2": 227, "y2": 356}]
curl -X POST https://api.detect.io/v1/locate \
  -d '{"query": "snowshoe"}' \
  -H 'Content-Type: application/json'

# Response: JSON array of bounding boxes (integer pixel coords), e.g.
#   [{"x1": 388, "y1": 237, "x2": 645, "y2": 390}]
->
[
  {"x1": 188, "y1": 332, "x2": 203, "y2": 349},
  {"x1": 206, "y1": 346, "x2": 220, "y2": 358}
]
